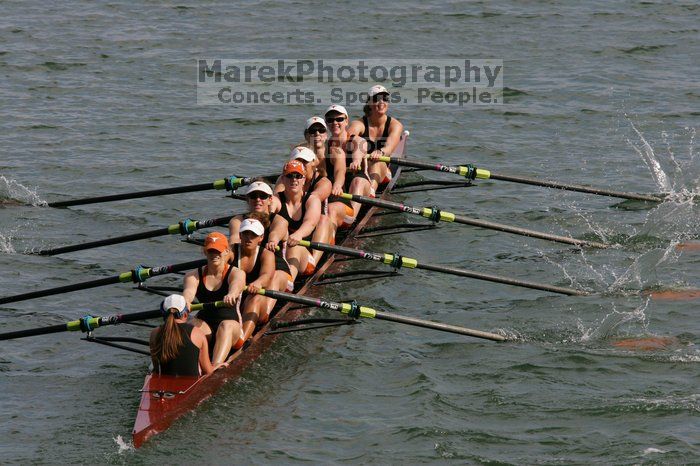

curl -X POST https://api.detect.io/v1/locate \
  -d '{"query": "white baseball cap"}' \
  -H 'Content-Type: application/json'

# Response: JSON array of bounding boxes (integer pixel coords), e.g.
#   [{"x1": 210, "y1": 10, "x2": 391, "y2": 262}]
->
[
  {"x1": 290, "y1": 146, "x2": 316, "y2": 163},
  {"x1": 162, "y1": 294, "x2": 187, "y2": 313},
  {"x1": 368, "y1": 85, "x2": 389, "y2": 97},
  {"x1": 305, "y1": 116, "x2": 327, "y2": 130},
  {"x1": 239, "y1": 218, "x2": 265, "y2": 237},
  {"x1": 324, "y1": 104, "x2": 348, "y2": 116},
  {"x1": 240, "y1": 181, "x2": 273, "y2": 197}
]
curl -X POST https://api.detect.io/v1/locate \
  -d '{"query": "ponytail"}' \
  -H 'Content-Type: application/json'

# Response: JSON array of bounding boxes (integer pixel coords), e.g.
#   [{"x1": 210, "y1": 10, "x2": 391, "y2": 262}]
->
[{"x1": 151, "y1": 312, "x2": 185, "y2": 364}]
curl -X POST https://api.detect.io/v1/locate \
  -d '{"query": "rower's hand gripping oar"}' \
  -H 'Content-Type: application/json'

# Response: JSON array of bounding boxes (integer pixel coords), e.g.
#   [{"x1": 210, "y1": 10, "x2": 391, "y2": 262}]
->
[
  {"x1": 298, "y1": 240, "x2": 587, "y2": 296},
  {"x1": 334, "y1": 193, "x2": 608, "y2": 249},
  {"x1": 47, "y1": 173, "x2": 276, "y2": 208},
  {"x1": 0, "y1": 259, "x2": 207, "y2": 305},
  {"x1": 0, "y1": 302, "x2": 217, "y2": 341},
  {"x1": 378, "y1": 155, "x2": 665, "y2": 203},
  {"x1": 35, "y1": 214, "x2": 242, "y2": 256},
  {"x1": 257, "y1": 289, "x2": 505, "y2": 342}
]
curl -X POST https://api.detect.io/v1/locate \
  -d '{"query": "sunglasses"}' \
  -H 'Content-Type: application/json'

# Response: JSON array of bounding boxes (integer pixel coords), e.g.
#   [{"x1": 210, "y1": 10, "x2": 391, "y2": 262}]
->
[
  {"x1": 247, "y1": 192, "x2": 270, "y2": 200},
  {"x1": 325, "y1": 116, "x2": 346, "y2": 123},
  {"x1": 372, "y1": 94, "x2": 390, "y2": 103},
  {"x1": 285, "y1": 172, "x2": 305, "y2": 179},
  {"x1": 307, "y1": 126, "x2": 327, "y2": 135}
]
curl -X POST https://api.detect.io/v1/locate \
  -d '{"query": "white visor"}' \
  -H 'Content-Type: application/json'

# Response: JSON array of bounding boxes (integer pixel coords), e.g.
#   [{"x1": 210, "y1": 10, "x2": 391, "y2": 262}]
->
[
  {"x1": 368, "y1": 84, "x2": 389, "y2": 97},
  {"x1": 162, "y1": 294, "x2": 187, "y2": 313},
  {"x1": 239, "y1": 218, "x2": 265, "y2": 236},
  {"x1": 305, "y1": 116, "x2": 327, "y2": 130},
  {"x1": 290, "y1": 146, "x2": 316, "y2": 163},
  {"x1": 240, "y1": 181, "x2": 273, "y2": 197},
  {"x1": 324, "y1": 104, "x2": 348, "y2": 117}
]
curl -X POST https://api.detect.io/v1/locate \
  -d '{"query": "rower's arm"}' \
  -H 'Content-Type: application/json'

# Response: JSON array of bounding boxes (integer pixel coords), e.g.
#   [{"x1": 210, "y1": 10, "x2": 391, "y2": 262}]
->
[
  {"x1": 273, "y1": 175, "x2": 284, "y2": 194},
  {"x1": 192, "y1": 328, "x2": 216, "y2": 375},
  {"x1": 330, "y1": 146, "x2": 346, "y2": 194},
  {"x1": 379, "y1": 119, "x2": 405, "y2": 156},
  {"x1": 228, "y1": 216, "x2": 242, "y2": 245},
  {"x1": 289, "y1": 195, "x2": 322, "y2": 241},
  {"x1": 182, "y1": 270, "x2": 199, "y2": 306},
  {"x1": 266, "y1": 211, "x2": 288, "y2": 250},
  {"x1": 250, "y1": 249, "x2": 275, "y2": 290},
  {"x1": 227, "y1": 267, "x2": 247, "y2": 297},
  {"x1": 269, "y1": 195, "x2": 281, "y2": 214},
  {"x1": 349, "y1": 136, "x2": 367, "y2": 169},
  {"x1": 347, "y1": 119, "x2": 364, "y2": 139}
]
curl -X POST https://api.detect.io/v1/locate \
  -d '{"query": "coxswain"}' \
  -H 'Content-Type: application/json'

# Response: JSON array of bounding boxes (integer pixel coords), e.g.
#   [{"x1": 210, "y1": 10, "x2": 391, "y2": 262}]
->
[
  {"x1": 149, "y1": 294, "x2": 218, "y2": 377},
  {"x1": 183, "y1": 232, "x2": 246, "y2": 365},
  {"x1": 266, "y1": 160, "x2": 322, "y2": 281},
  {"x1": 348, "y1": 85, "x2": 404, "y2": 192}
]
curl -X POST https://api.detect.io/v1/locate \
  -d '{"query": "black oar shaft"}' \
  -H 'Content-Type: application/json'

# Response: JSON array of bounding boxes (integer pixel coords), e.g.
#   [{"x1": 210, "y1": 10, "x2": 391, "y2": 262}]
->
[
  {"x1": 417, "y1": 262, "x2": 586, "y2": 296},
  {"x1": 36, "y1": 215, "x2": 235, "y2": 256},
  {"x1": 0, "y1": 309, "x2": 162, "y2": 341},
  {"x1": 0, "y1": 259, "x2": 206, "y2": 305},
  {"x1": 488, "y1": 173, "x2": 663, "y2": 203},
  {"x1": 48, "y1": 182, "x2": 218, "y2": 208},
  {"x1": 259, "y1": 289, "x2": 505, "y2": 342},
  {"x1": 382, "y1": 156, "x2": 663, "y2": 203},
  {"x1": 338, "y1": 194, "x2": 607, "y2": 249},
  {"x1": 302, "y1": 240, "x2": 585, "y2": 296},
  {"x1": 0, "y1": 276, "x2": 121, "y2": 305},
  {"x1": 38, "y1": 227, "x2": 170, "y2": 255}
]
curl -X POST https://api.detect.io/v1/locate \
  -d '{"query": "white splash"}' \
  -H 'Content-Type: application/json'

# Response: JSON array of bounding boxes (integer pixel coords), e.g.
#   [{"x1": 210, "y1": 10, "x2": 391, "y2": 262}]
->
[
  {"x1": 0, "y1": 232, "x2": 16, "y2": 254},
  {"x1": 578, "y1": 299, "x2": 650, "y2": 343},
  {"x1": 0, "y1": 175, "x2": 46, "y2": 206},
  {"x1": 627, "y1": 119, "x2": 671, "y2": 192},
  {"x1": 113, "y1": 435, "x2": 134, "y2": 453},
  {"x1": 643, "y1": 447, "x2": 667, "y2": 456}
]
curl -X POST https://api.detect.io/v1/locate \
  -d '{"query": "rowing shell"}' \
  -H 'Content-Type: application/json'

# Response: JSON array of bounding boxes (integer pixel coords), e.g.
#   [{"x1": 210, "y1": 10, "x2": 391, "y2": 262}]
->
[{"x1": 132, "y1": 131, "x2": 410, "y2": 448}]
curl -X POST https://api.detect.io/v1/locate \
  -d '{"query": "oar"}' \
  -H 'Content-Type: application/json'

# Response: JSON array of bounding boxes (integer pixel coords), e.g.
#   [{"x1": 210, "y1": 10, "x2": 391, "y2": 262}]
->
[
  {"x1": 0, "y1": 301, "x2": 217, "y2": 341},
  {"x1": 336, "y1": 193, "x2": 608, "y2": 249},
  {"x1": 379, "y1": 156, "x2": 664, "y2": 203},
  {"x1": 258, "y1": 288, "x2": 506, "y2": 342},
  {"x1": 35, "y1": 214, "x2": 240, "y2": 256},
  {"x1": 298, "y1": 240, "x2": 587, "y2": 296},
  {"x1": 0, "y1": 259, "x2": 207, "y2": 305},
  {"x1": 47, "y1": 173, "x2": 277, "y2": 208}
]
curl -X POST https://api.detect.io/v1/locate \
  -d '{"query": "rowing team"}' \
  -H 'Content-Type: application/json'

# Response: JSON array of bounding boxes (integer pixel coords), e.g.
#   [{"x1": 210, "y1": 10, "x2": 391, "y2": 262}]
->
[{"x1": 150, "y1": 85, "x2": 404, "y2": 376}]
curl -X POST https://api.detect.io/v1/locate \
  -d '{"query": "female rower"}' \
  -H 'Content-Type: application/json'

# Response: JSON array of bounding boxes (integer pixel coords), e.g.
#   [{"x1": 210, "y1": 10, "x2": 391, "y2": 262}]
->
[
  {"x1": 229, "y1": 179, "x2": 280, "y2": 244},
  {"x1": 228, "y1": 180, "x2": 295, "y2": 308},
  {"x1": 286, "y1": 144, "x2": 336, "y2": 263},
  {"x1": 149, "y1": 294, "x2": 218, "y2": 377},
  {"x1": 183, "y1": 232, "x2": 246, "y2": 365},
  {"x1": 266, "y1": 160, "x2": 322, "y2": 280},
  {"x1": 301, "y1": 116, "x2": 354, "y2": 243},
  {"x1": 231, "y1": 215, "x2": 278, "y2": 340},
  {"x1": 348, "y1": 85, "x2": 404, "y2": 191},
  {"x1": 325, "y1": 104, "x2": 372, "y2": 226}
]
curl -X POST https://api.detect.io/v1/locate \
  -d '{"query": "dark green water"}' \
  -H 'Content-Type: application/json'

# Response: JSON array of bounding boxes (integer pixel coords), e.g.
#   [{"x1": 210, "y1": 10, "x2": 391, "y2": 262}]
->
[{"x1": 1, "y1": 1, "x2": 698, "y2": 463}]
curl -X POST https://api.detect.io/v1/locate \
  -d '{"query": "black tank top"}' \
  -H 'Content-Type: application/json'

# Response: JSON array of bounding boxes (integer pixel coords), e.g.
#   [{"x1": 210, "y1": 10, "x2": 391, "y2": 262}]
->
[
  {"x1": 278, "y1": 191, "x2": 306, "y2": 234},
  {"x1": 324, "y1": 155, "x2": 336, "y2": 185},
  {"x1": 195, "y1": 265, "x2": 239, "y2": 322},
  {"x1": 232, "y1": 243, "x2": 263, "y2": 284},
  {"x1": 154, "y1": 323, "x2": 200, "y2": 377},
  {"x1": 362, "y1": 115, "x2": 392, "y2": 153},
  {"x1": 196, "y1": 265, "x2": 232, "y2": 303}
]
